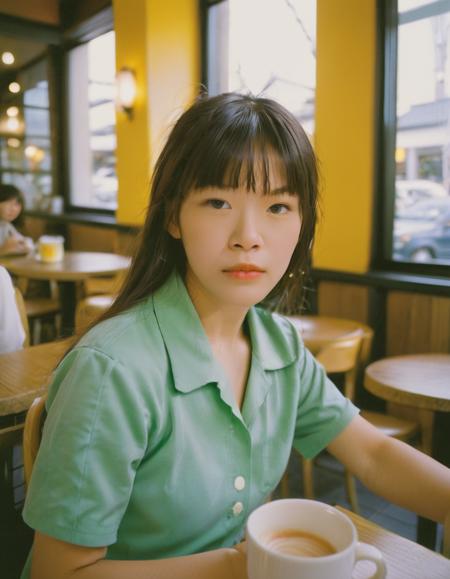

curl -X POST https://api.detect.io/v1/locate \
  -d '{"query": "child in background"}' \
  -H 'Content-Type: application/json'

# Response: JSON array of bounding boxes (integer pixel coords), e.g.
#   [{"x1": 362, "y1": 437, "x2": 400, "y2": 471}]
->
[
  {"x1": 0, "y1": 184, "x2": 31, "y2": 256},
  {"x1": 21, "y1": 93, "x2": 450, "y2": 579}
]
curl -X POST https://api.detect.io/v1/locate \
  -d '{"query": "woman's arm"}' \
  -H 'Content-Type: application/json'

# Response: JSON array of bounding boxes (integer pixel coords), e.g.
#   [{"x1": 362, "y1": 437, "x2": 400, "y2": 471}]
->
[
  {"x1": 31, "y1": 532, "x2": 247, "y2": 579},
  {"x1": 327, "y1": 415, "x2": 450, "y2": 523},
  {"x1": 0, "y1": 235, "x2": 27, "y2": 255}
]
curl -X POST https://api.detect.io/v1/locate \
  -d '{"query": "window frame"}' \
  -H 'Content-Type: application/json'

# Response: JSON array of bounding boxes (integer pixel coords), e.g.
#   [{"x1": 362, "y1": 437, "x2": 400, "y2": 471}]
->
[
  {"x1": 376, "y1": 0, "x2": 450, "y2": 278},
  {"x1": 61, "y1": 5, "x2": 116, "y2": 216},
  {"x1": 0, "y1": 51, "x2": 56, "y2": 205}
]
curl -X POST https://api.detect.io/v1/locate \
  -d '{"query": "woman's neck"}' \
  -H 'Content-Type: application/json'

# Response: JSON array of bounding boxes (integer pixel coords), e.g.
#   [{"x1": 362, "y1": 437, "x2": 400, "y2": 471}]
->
[{"x1": 184, "y1": 277, "x2": 249, "y2": 346}]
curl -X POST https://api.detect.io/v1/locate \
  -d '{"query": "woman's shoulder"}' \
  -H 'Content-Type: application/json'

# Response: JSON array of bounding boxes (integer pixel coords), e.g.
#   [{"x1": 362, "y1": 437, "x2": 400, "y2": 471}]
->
[
  {"x1": 75, "y1": 297, "x2": 166, "y2": 366},
  {"x1": 49, "y1": 298, "x2": 172, "y2": 413}
]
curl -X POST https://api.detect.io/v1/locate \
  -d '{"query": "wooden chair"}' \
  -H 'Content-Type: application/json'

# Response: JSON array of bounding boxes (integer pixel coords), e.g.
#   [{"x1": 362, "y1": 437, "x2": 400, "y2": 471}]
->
[
  {"x1": 23, "y1": 395, "x2": 47, "y2": 488},
  {"x1": 303, "y1": 336, "x2": 364, "y2": 512},
  {"x1": 16, "y1": 277, "x2": 61, "y2": 344},
  {"x1": 282, "y1": 334, "x2": 419, "y2": 513},
  {"x1": 75, "y1": 294, "x2": 115, "y2": 334},
  {"x1": 82, "y1": 270, "x2": 125, "y2": 297}
]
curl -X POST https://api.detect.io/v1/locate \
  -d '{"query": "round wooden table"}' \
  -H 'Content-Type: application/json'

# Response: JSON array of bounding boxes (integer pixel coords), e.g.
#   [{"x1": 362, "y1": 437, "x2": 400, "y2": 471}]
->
[
  {"x1": 365, "y1": 354, "x2": 450, "y2": 412},
  {"x1": 1, "y1": 251, "x2": 130, "y2": 335},
  {"x1": 364, "y1": 353, "x2": 450, "y2": 550},
  {"x1": 0, "y1": 338, "x2": 72, "y2": 418},
  {"x1": 286, "y1": 315, "x2": 372, "y2": 355}
]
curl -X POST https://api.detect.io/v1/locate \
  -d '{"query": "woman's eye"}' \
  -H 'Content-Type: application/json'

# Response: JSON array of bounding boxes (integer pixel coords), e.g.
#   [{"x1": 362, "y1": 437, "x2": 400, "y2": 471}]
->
[
  {"x1": 268, "y1": 203, "x2": 289, "y2": 215},
  {"x1": 206, "y1": 198, "x2": 231, "y2": 209}
]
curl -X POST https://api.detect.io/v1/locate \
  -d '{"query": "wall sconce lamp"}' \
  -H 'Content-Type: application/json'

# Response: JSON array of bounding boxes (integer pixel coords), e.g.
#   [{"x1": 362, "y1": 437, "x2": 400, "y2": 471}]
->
[{"x1": 116, "y1": 67, "x2": 137, "y2": 119}]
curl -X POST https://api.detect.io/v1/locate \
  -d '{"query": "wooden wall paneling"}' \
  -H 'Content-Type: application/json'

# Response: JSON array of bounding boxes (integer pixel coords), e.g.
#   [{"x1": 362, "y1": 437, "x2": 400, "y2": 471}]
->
[
  {"x1": 67, "y1": 223, "x2": 115, "y2": 252},
  {"x1": 385, "y1": 291, "x2": 450, "y2": 439},
  {"x1": 317, "y1": 281, "x2": 370, "y2": 324},
  {"x1": 115, "y1": 229, "x2": 140, "y2": 257},
  {"x1": 0, "y1": 0, "x2": 59, "y2": 25},
  {"x1": 386, "y1": 291, "x2": 450, "y2": 356},
  {"x1": 22, "y1": 217, "x2": 47, "y2": 240}
]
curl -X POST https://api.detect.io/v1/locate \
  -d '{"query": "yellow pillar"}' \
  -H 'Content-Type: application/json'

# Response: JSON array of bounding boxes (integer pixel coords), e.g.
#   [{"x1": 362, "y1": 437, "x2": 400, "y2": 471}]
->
[
  {"x1": 113, "y1": 0, "x2": 200, "y2": 225},
  {"x1": 313, "y1": 0, "x2": 376, "y2": 273}
]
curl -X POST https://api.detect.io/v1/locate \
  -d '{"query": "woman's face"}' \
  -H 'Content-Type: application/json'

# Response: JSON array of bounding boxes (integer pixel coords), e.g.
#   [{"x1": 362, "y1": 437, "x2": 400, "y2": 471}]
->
[
  {"x1": 168, "y1": 158, "x2": 302, "y2": 314},
  {"x1": 0, "y1": 197, "x2": 22, "y2": 222}
]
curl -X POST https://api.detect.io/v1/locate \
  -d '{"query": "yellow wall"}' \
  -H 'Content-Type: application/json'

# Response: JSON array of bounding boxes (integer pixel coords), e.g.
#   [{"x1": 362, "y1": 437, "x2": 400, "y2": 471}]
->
[
  {"x1": 313, "y1": 0, "x2": 376, "y2": 273},
  {"x1": 114, "y1": 0, "x2": 376, "y2": 269},
  {"x1": 114, "y1": 0, "x2": 200, "y2": 225}
]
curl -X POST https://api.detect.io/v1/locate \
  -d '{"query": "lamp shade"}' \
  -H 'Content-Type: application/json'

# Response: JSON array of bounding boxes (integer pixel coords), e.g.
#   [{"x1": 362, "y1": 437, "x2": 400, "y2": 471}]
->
[{"x1": 116, "y1": 67, "x2": 137, "y2": 116}]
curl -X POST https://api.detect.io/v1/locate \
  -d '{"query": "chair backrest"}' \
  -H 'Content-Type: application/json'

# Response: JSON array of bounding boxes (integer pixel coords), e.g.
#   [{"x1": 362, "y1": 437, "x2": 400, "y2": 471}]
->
[
  {"x1": 316, "y1": 335, "x2": 363, "y2": 401},
  {"x1": 23, "y1": 395, "x2": 47, "y2": 487},
  {"x1": 13, "y1": 286, "x2": 30, "y2": 347},
  {"x1": 75, "y1": 294, "x2": 115, "y2": 334}
]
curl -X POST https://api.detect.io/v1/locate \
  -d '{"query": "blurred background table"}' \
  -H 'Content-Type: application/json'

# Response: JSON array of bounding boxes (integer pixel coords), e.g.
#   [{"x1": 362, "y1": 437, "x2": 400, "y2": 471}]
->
[
  {"x1": 364, "y1": 354, "x2": 450, "y2": 413},
  {"x1": 287, "y1": 315, "x2": 372, "y2": 356},
  {"x1": 0, "y1": 338, "x2": 73, "y2": 530},
  {"x1": 364, "y1": 354, "x2": 450, "y2": 549},
  {"x1": 1, "y1": 251, "x2": 130, "y2": 336},
  {"x1": 0, "y1": 338, "x2": 72, "y2": 419}
]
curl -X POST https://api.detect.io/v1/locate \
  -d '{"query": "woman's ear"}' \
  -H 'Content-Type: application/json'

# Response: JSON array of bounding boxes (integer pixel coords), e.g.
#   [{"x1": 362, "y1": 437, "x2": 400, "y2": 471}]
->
[{"x1": 167, "y1": 219, "x2": 181, "y2": 239}]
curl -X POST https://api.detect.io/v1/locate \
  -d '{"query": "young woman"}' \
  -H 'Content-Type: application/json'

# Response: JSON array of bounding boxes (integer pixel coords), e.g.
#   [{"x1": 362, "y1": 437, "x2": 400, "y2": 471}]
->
[
  {"x1": 21, "y1": 93, "x2": 450, "y2": 579},
  {"x1": 0, "y1": 184, "x2": 28, "y2": 256}
]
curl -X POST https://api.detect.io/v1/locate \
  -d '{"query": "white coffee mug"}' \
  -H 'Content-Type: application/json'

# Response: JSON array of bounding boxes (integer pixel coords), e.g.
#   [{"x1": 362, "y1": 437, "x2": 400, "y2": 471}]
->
[
  {"x1": 37, "y1": 235, "x2": 64, "y2": 263},
  {"x1": 246, "y1": 499, "x2": 386, "y2": 579}
]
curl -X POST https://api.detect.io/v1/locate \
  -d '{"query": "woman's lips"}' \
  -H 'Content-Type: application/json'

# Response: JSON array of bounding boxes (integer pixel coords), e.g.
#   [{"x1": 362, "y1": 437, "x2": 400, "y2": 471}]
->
[{"x1": 223, "y1": 264, "x2": 265, "y2": 280}]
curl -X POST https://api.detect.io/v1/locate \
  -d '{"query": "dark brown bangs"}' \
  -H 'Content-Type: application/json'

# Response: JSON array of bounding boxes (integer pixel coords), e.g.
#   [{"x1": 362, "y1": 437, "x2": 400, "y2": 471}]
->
[{"x1": 180, "y1": 97, "x2": 311, "y2": 199}]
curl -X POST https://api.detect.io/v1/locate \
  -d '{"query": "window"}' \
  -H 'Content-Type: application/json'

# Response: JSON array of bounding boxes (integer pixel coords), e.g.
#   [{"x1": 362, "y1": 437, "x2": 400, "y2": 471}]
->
[
  {"x1": 67, "y1": 30, "x2": 117, "y2": 211},
  {"x1": 206, "y1": 0, "x2": 316, "y2": 135},
  {"x1": 0, "y1": 56, "x2": 53, "y2": 210},
  {"x1": 387, "y1": 0, "x2": 450, "y2": 267}
]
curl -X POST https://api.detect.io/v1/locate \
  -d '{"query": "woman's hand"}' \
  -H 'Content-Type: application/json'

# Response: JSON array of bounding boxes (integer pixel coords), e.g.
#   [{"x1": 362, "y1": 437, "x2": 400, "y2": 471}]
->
[
  {"x1": 227, "y1": 541, "x2": 248, "y2": 579},
  {"x1": 0, "y1": 236, "x2": 27, "y2": 255}
]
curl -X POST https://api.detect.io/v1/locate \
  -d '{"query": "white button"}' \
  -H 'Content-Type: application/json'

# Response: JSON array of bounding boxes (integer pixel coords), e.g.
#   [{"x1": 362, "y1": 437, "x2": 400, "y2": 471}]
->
[
  {"x1": 232, "y1": 501, "x2": 244, "y2": 516},
  {"x1": 234, "y1": 476, "x2": 246, "y2": 491}
]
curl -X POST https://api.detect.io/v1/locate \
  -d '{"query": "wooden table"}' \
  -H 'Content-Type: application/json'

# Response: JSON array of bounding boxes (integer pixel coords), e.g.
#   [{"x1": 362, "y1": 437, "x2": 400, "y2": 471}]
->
[
  {"x1": 1, "y1": 251, "x2": 130, "y2": 335},
  {"x1": 364, "y1": 354, "x2": 450, "y2": 550},
  {"x1": 337, "y1": 506, "x2": 450, "y2": 578},
  {"x1": 287, "y1": 315, "x2": 371, "y2": 355},
  {"x1": 365, "y1": 354, "x2": 450, "y2": 412},
  {"x1": 0, "y1": 338, "x2": 74, "y2": 522},
  {"x1": 0, "y1": 338, "x2": 73, "y2": 419}
]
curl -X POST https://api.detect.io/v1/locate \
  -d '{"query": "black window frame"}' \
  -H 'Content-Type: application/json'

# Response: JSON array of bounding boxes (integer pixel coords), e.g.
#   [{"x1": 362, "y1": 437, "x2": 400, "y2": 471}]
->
[
  {"x1": 0, "y1": 14, "x2": 62, "y2": 212},
  {"x1": 375, "y1": 0, "x2": 450, "y2": 279}
]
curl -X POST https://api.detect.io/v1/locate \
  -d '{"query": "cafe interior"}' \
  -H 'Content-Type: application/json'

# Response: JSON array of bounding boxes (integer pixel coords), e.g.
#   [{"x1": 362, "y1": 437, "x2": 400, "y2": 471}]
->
[{"x1": 0, "y1": 0, "x2": 449, "y2": 577}]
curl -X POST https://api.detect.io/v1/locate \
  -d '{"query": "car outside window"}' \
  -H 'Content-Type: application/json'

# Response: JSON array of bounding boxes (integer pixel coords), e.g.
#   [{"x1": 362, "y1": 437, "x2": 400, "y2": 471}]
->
[{"x1": 391, "y1": 1, "x2": 450, "y2": 266}]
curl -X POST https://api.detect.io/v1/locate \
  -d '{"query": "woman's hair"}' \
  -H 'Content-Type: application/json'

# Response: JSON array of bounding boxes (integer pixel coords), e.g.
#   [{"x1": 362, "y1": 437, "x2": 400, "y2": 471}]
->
[
  {"x1": 0, "y1": 184, "x2": 25, "y2": 226},
  {"x1": 95, "y1": 92, "x2": 319, "y2": 329}
]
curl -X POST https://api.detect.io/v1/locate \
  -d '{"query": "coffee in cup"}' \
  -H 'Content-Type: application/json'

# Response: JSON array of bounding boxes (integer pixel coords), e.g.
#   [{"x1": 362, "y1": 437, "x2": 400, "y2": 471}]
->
[
  {"x1": 263, "y1": 528, "x2": 336, "y2": 557},
  {"x1": 246, "y1": 499, "x2": 386, "y2": 579}
]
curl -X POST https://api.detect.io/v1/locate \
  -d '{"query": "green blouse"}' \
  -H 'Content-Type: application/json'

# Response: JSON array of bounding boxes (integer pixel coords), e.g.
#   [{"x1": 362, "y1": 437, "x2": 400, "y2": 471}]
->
[{"x1": 21, "y1": 272, "x2": 358, "y2": 573}]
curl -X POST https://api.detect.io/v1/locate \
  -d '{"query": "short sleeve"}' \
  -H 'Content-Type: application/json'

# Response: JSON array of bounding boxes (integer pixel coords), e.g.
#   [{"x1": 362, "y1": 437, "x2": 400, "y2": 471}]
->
[
  {"x1": 293, "y1": 344, "x2": 359, "y2": 459},
  {"x1": 23, "y1": 346, "x2": 150, "y2": 547}
]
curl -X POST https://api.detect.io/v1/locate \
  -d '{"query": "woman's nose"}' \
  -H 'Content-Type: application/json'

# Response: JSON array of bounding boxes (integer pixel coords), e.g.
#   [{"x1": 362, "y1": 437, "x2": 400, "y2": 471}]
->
[{"x1": 229, "y1": 212, "x2": 263, "y2": 250}]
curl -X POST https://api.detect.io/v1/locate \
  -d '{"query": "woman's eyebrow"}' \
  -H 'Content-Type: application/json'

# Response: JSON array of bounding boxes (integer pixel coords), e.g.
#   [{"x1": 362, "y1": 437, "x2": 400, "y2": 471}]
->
[{"x1": 268, "y1": 186, "x2": 291, "y2": 195}]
